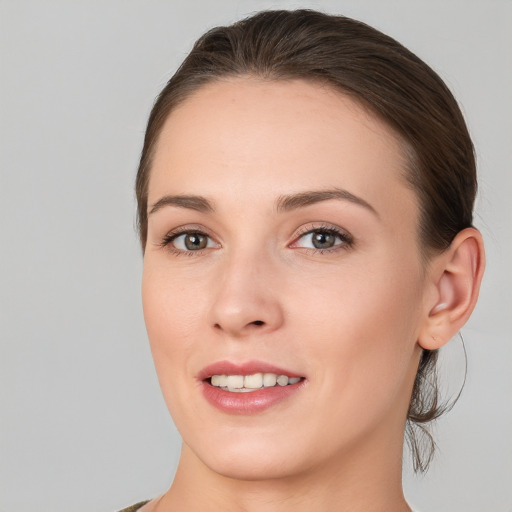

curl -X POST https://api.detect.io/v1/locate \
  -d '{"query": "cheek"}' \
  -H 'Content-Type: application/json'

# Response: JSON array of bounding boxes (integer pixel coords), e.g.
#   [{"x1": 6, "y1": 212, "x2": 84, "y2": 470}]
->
[
  {"x1": 292, "y1": 257, "x2": 424, "y2": 401},
  {"x1": 294, "y1": 257, "x2": 422, "y2": 329},
  {"x1": 283, "y1": 263, "x2": 424, "y2": 452},
  {"x1": 141, "y1": 263, "x2": 209, "y2": 426},
  {"x1": 143, "y1": 261, "x2": 204, "y2": 336},
  {"x1": 141, "y1": 263, "x2": 203, "y2": 375}
]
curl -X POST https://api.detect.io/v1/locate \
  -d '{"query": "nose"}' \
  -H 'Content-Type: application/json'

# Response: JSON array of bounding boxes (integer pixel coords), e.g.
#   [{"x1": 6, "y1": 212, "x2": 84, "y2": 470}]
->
[{"x1": 207, "y1": 250, "x2": 285, "y2": 338}]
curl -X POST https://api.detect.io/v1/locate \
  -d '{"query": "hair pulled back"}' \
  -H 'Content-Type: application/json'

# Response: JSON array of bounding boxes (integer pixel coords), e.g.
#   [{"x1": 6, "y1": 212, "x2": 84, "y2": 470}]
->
[{"x1": 136, "y1": 9, "x2": 477, "y2": 472}]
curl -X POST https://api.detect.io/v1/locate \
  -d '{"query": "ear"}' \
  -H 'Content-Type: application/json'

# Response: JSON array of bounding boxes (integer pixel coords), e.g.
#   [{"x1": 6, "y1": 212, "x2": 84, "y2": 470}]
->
[{"x1": 418, "y1": 227, "x2": 485, "y2": 350}]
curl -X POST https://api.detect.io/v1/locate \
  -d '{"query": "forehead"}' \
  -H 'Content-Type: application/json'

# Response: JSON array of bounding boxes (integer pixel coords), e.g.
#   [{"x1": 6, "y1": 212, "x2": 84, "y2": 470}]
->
[{"x1": 149, "y1": 77, "x2": 417, "y2": 223}]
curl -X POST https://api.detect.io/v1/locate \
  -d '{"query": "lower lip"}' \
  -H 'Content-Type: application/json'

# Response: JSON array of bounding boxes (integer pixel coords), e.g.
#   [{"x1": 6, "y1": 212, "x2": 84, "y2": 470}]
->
[{"x1": 201, "y1": 380, "x2": 305, "y2": 415}]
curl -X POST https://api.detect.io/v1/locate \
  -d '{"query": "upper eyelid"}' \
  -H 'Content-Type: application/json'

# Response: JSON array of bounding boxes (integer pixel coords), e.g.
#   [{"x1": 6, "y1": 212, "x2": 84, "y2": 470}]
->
[
  {"x1": 166, "y1": 223, "x2": 210, "y2": 233},
  {"x1": 292, "y1": 223, "x2": 352, "y2": 239},
  {"x1": 163, "y1": 224, "x2": 217, "y2": 239},
  {"x1": 168, "y1": 228, "x2": 218, "y2": 242}
]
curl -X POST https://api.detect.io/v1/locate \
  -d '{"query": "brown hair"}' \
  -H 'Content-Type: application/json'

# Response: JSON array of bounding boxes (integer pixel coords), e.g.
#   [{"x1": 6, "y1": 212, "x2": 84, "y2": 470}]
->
[{"x1": 136, "y1": 9, "x2": 477, "y2": 472}]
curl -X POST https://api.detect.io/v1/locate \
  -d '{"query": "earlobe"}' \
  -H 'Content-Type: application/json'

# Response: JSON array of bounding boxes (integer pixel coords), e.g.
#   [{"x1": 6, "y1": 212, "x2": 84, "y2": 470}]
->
[{"x1": 418, "y1": 227, "x2": 485, "y2": 350}]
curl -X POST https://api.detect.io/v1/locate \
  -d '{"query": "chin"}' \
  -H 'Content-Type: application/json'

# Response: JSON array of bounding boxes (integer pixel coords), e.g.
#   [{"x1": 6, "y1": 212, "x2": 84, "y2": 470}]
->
[
  {"x1": 188, "y1": 433, "x2": 311, "y2": 482},
  {"x1": 204, "y1": 452, "x2": 304, "y2": 482}
]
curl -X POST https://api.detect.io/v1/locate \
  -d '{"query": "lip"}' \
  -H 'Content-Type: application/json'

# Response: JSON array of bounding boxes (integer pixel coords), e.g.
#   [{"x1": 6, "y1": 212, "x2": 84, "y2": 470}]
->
[
  {"x1": 197, "y1": 360, "x2": 304, "y2": 380},
  {"x1": 198, "y1": 360, "x2": 306, "y2": 415}
]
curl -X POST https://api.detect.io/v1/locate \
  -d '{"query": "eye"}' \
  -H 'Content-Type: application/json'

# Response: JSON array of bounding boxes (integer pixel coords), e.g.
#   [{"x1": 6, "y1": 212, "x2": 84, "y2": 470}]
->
[
  {"x1": 292, "y1": 226, "x2": 352, "y2": 251},
  {"x1": 160, "y1": 230, "x2": 218, "y2": 253},
  {"x1": 174, "y1": 232, "x2": 210, "y2": 250}
]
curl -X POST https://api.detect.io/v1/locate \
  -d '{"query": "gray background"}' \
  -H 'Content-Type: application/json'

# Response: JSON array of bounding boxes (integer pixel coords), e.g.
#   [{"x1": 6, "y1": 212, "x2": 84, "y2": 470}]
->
[{"x1": 1, "y1": 1, "x2": 510, "y2": 511}]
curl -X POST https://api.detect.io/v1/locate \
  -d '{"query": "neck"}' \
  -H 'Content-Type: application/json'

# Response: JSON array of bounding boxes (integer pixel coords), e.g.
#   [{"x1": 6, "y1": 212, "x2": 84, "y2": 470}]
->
[{"x1": 157, "y1": 431, "x2": 410, "y2": 512}]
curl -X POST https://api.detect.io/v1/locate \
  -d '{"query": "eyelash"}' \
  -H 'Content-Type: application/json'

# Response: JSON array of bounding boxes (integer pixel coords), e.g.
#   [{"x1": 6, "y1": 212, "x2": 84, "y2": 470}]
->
[
  {"x1": 291, "y1": 224, "x2": 354, "y2": 254},
  {"x1": 158, "y1": 223, "x2": 354, "y2": 257},
  {"x1": 157, "y1": 226, "x2": 214, "y2": 257}
]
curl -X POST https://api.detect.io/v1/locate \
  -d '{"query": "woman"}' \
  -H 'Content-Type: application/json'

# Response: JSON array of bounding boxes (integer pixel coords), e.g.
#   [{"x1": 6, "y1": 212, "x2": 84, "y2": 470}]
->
[{"x1": 122, "y1": 9, "x2": 485, "y2": 512}]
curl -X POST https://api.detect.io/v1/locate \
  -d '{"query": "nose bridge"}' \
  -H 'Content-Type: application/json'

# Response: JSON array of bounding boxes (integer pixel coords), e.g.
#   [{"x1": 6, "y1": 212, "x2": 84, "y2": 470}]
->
[{"x1": 208, "y1": 242, "x2": 284, "y2": 337}]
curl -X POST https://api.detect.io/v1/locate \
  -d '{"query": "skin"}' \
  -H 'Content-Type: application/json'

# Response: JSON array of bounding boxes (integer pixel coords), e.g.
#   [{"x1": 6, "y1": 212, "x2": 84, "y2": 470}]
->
[{"x1": 139, "y1": 77, "x2": 483, "y2": 512}]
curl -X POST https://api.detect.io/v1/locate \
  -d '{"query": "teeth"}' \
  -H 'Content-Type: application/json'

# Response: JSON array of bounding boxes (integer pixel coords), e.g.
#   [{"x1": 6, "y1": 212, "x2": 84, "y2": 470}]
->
[
  {"x1": 210, "y1": 372, "x2": 302, "y2": 391},
  {"x1": 277, "y1": 375, "x2": 288, "y2": 386},
  {"x1": 226, "y1": 375, "x2": 244, "y2": 390},
  {"x1": 244, "y1": 373, "x2": 263, "y2": 389},
  {"x1": 263, "y1": 373, "x2": 277, "y2": 387},
  {"x1": 211, "y1": 374, "x2": 227, "y2": 387}
]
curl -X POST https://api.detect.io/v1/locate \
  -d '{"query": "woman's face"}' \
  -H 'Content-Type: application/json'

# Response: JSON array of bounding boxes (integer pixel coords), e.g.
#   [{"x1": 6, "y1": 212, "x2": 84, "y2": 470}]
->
[{"x1": 142, "y1": 78, "x2": 429, "y2": 480}]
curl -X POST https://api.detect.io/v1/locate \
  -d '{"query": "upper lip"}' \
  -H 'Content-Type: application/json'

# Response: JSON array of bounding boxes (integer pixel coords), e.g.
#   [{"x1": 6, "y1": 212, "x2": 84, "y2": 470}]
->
[{"x1": 197, "y1": 360, "x2": 305, "y2": 381}]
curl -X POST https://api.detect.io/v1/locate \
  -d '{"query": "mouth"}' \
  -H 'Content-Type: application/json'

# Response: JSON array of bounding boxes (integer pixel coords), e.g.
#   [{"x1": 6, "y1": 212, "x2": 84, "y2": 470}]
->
[
  {"x1": 198, "y1": 361, "x2": 306, "y2": 414},
  {"x1": 207, "y1": 372, "x2": 303, "y2": 392}
]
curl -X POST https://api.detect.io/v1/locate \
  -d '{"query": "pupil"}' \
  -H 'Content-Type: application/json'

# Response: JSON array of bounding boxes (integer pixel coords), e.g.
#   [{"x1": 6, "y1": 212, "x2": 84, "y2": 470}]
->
[
  {"x1": 313, "y1": 232, "x2": 334, "y2": 249},
  {"x1": 185, "y1": 233, "x2": 206, "y2": 250}
]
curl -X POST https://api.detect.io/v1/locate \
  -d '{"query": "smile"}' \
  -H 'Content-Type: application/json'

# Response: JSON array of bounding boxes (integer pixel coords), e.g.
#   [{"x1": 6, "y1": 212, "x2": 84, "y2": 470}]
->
[
  {"x1": 210, "y1": 373, "x2": 302, "y2": 392},
  {"x1": 199, "y1": 361, "x2": 306, "y2": 414}
]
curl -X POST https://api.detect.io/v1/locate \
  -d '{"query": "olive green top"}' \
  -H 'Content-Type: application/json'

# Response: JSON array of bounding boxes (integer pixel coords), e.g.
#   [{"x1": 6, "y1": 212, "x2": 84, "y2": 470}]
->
[
  {"x1": 118, "y1": 500, "x2": 150, "y2": 512},
  {"x1": 117, "y1": 498, "x2": 420, "y2": 511}
]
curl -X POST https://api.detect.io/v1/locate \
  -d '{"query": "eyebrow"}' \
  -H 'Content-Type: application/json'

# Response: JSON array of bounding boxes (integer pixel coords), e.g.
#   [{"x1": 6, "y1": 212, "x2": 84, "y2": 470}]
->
[
  {"x1": 149, "y1": 195, "x2": 215, "y2": 215},
  {"x1": 275, "y1": 188, "x2": 379, "y2": 217},
  {"x1": 149, "y1": 188, "x2": 378, "y2": 217}
]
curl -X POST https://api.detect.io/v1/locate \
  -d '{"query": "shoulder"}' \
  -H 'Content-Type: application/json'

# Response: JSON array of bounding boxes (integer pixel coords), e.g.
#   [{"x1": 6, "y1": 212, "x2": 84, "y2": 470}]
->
[{"x1": 117, "y1": 500, "x2": 150, "y2": 512}]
